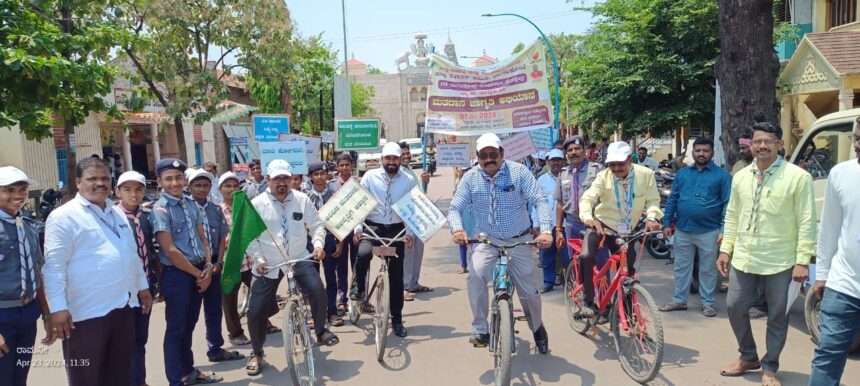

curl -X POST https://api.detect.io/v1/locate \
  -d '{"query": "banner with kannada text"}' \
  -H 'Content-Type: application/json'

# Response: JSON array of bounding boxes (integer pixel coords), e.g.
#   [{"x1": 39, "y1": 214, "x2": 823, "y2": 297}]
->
[{"x1": 424, "y1": 40, "x2": 554, "y2": 136}]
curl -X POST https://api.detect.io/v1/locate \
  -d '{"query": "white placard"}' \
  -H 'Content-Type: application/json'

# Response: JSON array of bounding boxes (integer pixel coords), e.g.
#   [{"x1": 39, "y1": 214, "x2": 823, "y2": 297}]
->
[
  {"x1": 436, "y1": 143, "x2": 471, "y2": 168},
  {"x1": 321, "y1": 131, "x2": 335, "y2": 143},
  {"x1": 318, "y1": 178, "x2": 379, "y2": 241},
  {"x1": 500, "y1": 131, "x2": 537, "y2": 162},
  {"x1": 392, "y1": 187, "x2": 446, "y2": 243},
  {"x1": 529, "y1": 127, "x2": 553, "y2": 150},
  {"x1": 277, "y1": 134, "x2": 321, "y2": 162},
  {"x1": 259, "y1": 141, "x2": 308, "y2": 175}
]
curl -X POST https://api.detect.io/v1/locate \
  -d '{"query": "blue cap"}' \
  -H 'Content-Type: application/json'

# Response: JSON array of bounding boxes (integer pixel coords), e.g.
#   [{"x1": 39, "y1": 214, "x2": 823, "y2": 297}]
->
[
  {"x1": 156, "y1": 158, "x2": 187, "y2": 176},
  {"x1": 308, "y1": 161, "x2": 327, "y2": 175}
]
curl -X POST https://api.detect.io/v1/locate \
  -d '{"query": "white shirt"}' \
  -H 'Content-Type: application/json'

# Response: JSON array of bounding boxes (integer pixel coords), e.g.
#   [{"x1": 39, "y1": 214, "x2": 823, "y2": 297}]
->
[
  {"x1": 359, "y1": 167, "x2": 417, "y2": 225},
  {"x1": 640, "y1": 156, "x2": 660, "y2": 170},
  {"x1": 43, "y1": 194, "x2": 147, "y2": 322},
  {"x1": 537, "y1": 172, "x2": 560, "y2": 227},
  {"x1": 816, "y1": 160, "x2": 860, "y2": 299},
  {"x1": 247, "y1": 189, "x2": 325, "y2": 279}
]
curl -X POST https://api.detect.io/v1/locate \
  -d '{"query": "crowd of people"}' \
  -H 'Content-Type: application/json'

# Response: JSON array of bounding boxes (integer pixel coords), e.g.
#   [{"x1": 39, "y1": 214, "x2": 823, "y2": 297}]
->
[{"x1": 1, "y1": 119, "x2": 859, "y2": 386}]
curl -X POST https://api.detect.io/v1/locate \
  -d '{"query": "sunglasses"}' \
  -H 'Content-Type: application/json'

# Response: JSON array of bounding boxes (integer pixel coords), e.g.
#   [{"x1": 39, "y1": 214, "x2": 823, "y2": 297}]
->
[{"x1": 478, "y1": 151, "x2": 500, "y2": 160}]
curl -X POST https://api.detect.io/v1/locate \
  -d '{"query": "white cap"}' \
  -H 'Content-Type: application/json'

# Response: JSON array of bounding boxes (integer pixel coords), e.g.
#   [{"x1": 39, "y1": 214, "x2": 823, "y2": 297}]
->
[
  {"x1": 0, "y1": 166, "x2": 38, "y2": 187},
  {"x1": 476, "y1": 133, "x2": 501, "y2": 152},
  {"x1": 605, "y1": 142, "x2": 633, "y2": 163},
  {"x1": 267, "y1": 159, "x2": 292, "y2": 178},
  {"x1": 116, "y1": 171, "x2": 146, "y2": 188},
  {"x1": 184, "y1": 168, "x2": 195, "y2": 180},
  {"x1": 381, "y1": 142, "x2": 402, "y2": 158},
  {"x1": 547, "y1": 149, "x2": 564, "y2": 160},
  {"x1": 188, "y1": 169, "x2": 215, "y2": 184},
  {"x1": 218, "y1": 171, "x2": 240, "y2": 187}
]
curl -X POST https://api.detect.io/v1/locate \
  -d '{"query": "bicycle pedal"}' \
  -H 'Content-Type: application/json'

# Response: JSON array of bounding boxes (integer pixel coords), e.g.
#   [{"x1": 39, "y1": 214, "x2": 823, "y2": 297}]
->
[
  {"x1": 515, "y1": 316, "x2": 529, "y2": 322},
  {"x1": 514, "y1": 329, "x2": 519, "y2": 335},
  {"x1": 472, "y1": 342, "x2": 488, "y2": 348}
]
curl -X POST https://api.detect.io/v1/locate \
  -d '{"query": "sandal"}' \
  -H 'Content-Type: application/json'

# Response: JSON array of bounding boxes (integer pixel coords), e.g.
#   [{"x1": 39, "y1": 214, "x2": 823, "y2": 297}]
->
[
  {"x1": 337, "y1": 303, "x2": 348, "y2": 317},
  {"x1": 658, "y1": 303, "x2": 688, "y2": 312},
  {"x1": 208, "y1": 349, "x2": 245, "y2": 362},
  {"x1": 762, "y1": 370, "x2": 782, "y2": 386},
  {"x1": 183, "y1": 369, "x2": 223, "y2": 385},
  {"x1": 407, "y1": 285, "x2": 433, "y2": 293},
  {"x1": 720, "y1": 359, "x2": 761, "y2": 377},
  {"x1": 702, "y1": 306, "x2": 717, "y2": 317},
  {"x1": 230, "y1": 334, "x2": 251, "y2": 346},
  {"x1": 266, "y1": 324, "x2": 281, "y2": 334},
  {"x1": 317, "y1": 329, "x2": 340, "y2": 346},
  {"x1": 246, "y1": 355, "x2": 264, "y2": 376},
  {"x1": 404, "y1": 291, "x2": 415, "y2": 301},
  {"x1": 330, "y1": 314, "x2": 344, "y2": 327}
]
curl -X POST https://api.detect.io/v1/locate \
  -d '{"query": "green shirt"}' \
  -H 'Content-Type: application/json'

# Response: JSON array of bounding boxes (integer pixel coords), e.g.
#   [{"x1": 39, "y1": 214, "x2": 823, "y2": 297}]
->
[{"x1": 720, "y1": 159, "x2": 816, "y2": 274}]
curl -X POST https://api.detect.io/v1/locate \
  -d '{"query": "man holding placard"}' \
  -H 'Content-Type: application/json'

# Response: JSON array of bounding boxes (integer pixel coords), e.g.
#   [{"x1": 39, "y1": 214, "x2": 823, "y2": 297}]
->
[
  {"x1": 448, "y1": 133, "x2": 554, "y2": 354},
  {"x1": 350, "y1": 142, "x2": 418, "y2": 338}
]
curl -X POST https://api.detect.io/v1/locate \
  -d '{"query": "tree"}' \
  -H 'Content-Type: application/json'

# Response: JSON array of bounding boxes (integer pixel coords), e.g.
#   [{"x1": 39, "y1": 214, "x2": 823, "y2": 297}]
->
[
  {"x1": 366, "y1": 65, "x2": 386, "y2": 74},
  {"x1": 511, "y1": 42, "x2": 525, "y2": 55},
  {"x1": 112, "y1": 0, "x2": 292, "y2": 162},
  {"x1": 566, "y1": 0, "x2": 719, "y2": 139},
  {"x1": 1, "y1": 0, "x2": 122, "y2": 192},
  {"x1": 715, "y1": 0, "x2": 779, "y2": 167},
  {"x1": 351, "y1": 82, "x2": 377, "y2": 118}
]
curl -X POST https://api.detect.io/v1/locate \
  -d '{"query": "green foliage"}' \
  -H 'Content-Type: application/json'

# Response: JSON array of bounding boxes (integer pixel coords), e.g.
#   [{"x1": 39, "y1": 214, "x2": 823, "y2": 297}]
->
[
  {"x1": 351, "y1": 82, "x2": 377, "y2": 118},
  {"x1": 511, "y1": 42, "x2": 525, "y2": 55},
  {"x1": 0, "y1": 0, "x2": 122, "y2": 140},
  {"x1": 246, "y1": 76, "x2": 282, "y2": 114},
  {"x1": 367, "y1": 65, "x2": 386, "y2": 74},
  {"x1": 566, "y1": 0, "x2": 719, "y2": 138}
]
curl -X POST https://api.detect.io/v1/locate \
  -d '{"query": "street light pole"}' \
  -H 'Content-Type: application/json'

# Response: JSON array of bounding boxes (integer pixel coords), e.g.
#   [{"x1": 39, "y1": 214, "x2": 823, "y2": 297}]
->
[
  {"x1": 482, "y1": 13, "x2": 560, "y2": 144},
  {"x1": 341, "y1": 0, "x2": 352, "y2": 117}
]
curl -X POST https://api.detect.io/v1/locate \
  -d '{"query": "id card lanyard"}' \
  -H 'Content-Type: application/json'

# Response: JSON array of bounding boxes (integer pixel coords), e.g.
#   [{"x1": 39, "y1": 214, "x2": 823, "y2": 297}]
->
[{"x1": 613, "y1": 174, "x2": 635, "y2": 235}]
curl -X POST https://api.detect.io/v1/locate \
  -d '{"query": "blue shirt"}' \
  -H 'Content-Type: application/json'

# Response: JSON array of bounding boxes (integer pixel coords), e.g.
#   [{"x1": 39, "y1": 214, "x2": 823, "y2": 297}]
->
[
  {"x1": 662, "y1": 161, "x2": 732, "y2": 233},
  {"x1": 449, "y1": 160, "x2": 552, "y2": 240},
  {"x1": 151, "y1": 192, "x2": 206, "y2": 265},
  {"x1": 0, "y1": 213, "x2": 43, "y2": 302},
  {"x1": 196, "y1": 200, "x2": 229, "y2": 260}
]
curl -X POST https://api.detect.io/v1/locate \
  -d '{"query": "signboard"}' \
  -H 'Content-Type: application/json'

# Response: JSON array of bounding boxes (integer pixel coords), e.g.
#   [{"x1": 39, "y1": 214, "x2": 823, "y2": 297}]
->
[
  {"x1": 425, "y1": 40, "x2": 554, "y2": 136},
  {"x1": 435, "y1": 143, "x2": 471, "y2": 168},
  {"x1": 335, "y1": 118, "x2": 381, "y2": 151},
  {"x1": 277, "y1": 134, "x2": 321, "y2": 162},
  {"x1": 500, "y1": 131, "x2": 537, "y2": 162},
  {"x1": 253, "y1": 114, "x2": 290, "y2": 142},
  {"x1": 259, "y1": 141, "x2": 308, "y2": 175},
  {"x1": 318, "y1": 178, "x2": 379, "y2": 241},
  {"x1": 228, "y1": 136, "x2": 254, "y2": 165},
  {"x1": 392, "y1": 187, "x2": 446, "y2": 243},
  {"x1": 321, "y1": 131, "x2": 335, "y2": 143},
  {"x1": 529, "y1": 127, "x2": 553, "y2": 150}
]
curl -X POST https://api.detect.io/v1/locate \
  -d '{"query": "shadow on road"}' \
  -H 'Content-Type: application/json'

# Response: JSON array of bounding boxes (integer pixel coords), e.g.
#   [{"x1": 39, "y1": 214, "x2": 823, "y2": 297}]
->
[
  {"x1": 476, "y1": 337, "x2": 597, "y2": 386},
  {"x1": 316, "y1": 350, "x2": 362, "y2": 382},
  {"x1": 410, "y1": 285, "x2": 459, "y2": 300}
]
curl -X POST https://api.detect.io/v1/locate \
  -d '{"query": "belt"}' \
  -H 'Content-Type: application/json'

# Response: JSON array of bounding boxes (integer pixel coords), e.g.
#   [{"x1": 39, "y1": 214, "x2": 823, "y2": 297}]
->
[{"x1": 0, "y1": 296, "x2": 33, "y2": 309}]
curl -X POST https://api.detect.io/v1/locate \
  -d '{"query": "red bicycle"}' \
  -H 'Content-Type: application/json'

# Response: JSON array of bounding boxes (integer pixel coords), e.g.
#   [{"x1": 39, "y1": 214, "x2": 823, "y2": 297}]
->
[{"x1": 564, "y1": 229, "x2": 665, "y2": 384}]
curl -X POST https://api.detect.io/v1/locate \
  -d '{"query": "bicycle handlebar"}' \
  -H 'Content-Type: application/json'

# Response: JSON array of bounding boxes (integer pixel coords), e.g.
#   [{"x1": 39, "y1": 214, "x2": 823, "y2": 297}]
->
[
  {"x1": 267, "y1": 254, "x2": 319, "y2": 270},
  {"x1": 466, "y1": 238, "x2": 537, "y2": 250},
  {"x1": 598, "y1": 229, "x2": 663, "y2": 245},
  {"x1": 360, "y1": 233, "x2": 407, "y2": 244}
]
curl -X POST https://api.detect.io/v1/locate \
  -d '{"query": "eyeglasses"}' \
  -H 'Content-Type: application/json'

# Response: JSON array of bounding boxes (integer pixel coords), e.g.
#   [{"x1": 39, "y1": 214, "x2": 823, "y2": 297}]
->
[
  {"x1": 751, "y1": 139, "x2": 779, "y2": 146},
  {"x1": 853, "y1": 135, "x2": 860, "y2": 144},
  {"x1": 478, "y1": 151, "x2": 500, "y2": 160}
]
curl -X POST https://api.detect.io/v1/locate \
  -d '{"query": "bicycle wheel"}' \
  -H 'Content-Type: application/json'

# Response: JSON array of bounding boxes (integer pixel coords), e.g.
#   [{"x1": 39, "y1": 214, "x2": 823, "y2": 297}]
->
[
  {"x1": 493, "y1": 298, "x2": 513, "y2": 386},
  {"x1": 563, "y1": 261, "x2": 591, "y2": 334},
  {"x1": 372, "y1": 273, "x2": 390, "y2": 362},
  {"x1": 283, "y1": 301, "x2": 315, "y2": 386},
  {"x1": 610, "y1": 283, "x2": 664, "y2": 384}
]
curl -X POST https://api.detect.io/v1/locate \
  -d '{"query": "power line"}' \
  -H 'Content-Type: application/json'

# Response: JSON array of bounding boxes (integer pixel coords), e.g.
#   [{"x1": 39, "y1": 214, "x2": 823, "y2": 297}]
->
[{"x1": 322, "y1": 10, "x2": 575, "y2": 44}]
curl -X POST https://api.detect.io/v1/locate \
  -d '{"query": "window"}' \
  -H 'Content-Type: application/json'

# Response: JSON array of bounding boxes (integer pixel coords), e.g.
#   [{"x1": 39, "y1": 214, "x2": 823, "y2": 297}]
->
[
  {"x1": 774, "y1": 0, "x2": 791, "y2": 23},
  {"x1": 409, "y1": 87, "x2": 419, "y2": 101},
  {"x1": 793, "y1": 123, "x2": 854, "y2": 180},
  {"x1": 420, "y1": 87, "x2": 428, "y2": 101},
  {"x1": 827, "y1": 0, "x2": 857, "y2": 30}
]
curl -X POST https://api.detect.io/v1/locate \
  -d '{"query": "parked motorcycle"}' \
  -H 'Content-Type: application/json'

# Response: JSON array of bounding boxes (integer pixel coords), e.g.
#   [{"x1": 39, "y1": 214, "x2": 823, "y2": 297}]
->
[
  {"x1": 426, "y1": 154, "x2": 437, "y2": 176},
  {"x1": 645, "y1": 169, "x2": 675, "y2": 260}
]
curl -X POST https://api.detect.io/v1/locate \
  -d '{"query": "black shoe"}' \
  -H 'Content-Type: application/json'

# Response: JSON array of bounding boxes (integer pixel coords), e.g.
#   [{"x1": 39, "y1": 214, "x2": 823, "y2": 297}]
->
[
  {"x1": 469, "y1": 333, "x2": 490, "y2": 347},
  {"x1": 392, "y1": 323, "x2": 407, "y2": 337},
  {"x1": 349, "y1": 287, "x2": 365, "y2": 301},
  {"x1": 533, "y1": 325, "x2": 549, "y2": 354},
  {"x1": 540, "y1": 286, "x2": 553, "y2": 294}
]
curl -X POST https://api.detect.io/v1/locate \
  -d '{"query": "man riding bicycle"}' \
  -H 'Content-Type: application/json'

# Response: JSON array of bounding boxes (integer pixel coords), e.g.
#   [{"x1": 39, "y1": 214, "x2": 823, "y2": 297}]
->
[
  {"x1": 579, "y1": 141, "x2": 663, "y2": 316},
  {"x1": 448, "y1": 133, "x2": 554, "y2": 354}
]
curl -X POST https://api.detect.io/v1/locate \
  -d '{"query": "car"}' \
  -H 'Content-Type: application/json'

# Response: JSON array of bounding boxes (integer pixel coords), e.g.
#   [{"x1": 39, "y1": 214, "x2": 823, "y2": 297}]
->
[
  {"x1": 357, "y1": 141, "x2": 386, "y2": 175},
  {"x1": 788, "y1": 107, "x2": 860, "y2": 352}
]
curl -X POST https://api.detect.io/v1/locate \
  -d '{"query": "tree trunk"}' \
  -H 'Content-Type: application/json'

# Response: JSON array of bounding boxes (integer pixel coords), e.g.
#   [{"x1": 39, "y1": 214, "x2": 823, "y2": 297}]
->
[
  {"x1": 280, "y1": 83, "x2": 292, "y2": 113},
  {"x1": 174, "y1": 116, "x2": 189, "y2": 163},
  {"x1": 715, "y1": 0, "x2": 780, "y2": 168}
]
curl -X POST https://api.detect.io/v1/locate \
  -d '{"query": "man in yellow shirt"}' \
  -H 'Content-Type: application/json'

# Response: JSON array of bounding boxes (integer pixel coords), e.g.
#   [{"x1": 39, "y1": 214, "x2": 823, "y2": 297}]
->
[
  {"x1": 717, "y1": 122, "x2": 816, "y2": 386},
  {"x1": 579, "y1": 141, "x2": 663, "y2": 315}
]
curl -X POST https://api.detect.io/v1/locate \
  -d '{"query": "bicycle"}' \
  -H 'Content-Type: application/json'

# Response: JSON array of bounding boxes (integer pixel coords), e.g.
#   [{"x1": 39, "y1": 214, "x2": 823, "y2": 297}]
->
[
  {"x1": 467, "y1": 232, "x2": 538, "y2": 386},
  {"x1": 347, "y1": 222, "x2": 407, "y2": 362},
  {"x1": 564, "y1": 228, "x2": 665, "y2": 384},
  {"x1": 267, "y1": 254, "x2": 319, "y2": 386}
]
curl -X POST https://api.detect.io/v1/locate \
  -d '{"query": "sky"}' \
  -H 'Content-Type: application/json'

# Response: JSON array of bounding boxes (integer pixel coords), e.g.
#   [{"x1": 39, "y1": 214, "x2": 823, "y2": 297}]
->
[{"x1": 287, "y1": 0, "x2": 596, "y2": 73}]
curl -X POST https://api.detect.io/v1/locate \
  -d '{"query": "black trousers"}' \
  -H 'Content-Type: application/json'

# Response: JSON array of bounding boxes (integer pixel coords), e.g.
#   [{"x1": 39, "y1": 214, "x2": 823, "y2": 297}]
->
[
  {"x1": 354, "y1": 222, "x2": 406, "y2": 325},
  {"x1": 581, "y1": 230, "x2": 637, "y2": 304},
  {"x1": 62, "y1": 306, "x2": 135, "y2": 386}
]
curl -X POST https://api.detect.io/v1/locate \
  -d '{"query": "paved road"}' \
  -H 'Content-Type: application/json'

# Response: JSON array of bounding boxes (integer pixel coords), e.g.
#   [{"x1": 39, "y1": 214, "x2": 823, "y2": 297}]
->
[{"x1": 30, "y1": 168, "x2": 858, "y2": 385}]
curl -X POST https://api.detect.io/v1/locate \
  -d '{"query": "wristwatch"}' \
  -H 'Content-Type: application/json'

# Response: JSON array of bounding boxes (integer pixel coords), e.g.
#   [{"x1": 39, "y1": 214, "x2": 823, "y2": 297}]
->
[
  {"x1": 41, "y1": 313, "x2": 51, "y2": 322},
  {"x1": 541, "y1": 230, "x2": 552, "y2": 235},
  {"x1": 646, "y1": 216, "x2": 657, "y2": 223}
]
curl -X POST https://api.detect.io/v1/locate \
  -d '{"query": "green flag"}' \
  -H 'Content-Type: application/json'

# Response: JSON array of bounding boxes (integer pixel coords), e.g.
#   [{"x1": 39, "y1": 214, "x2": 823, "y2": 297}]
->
[{"x1": 221, "y1": 190, "x2": 267, "y2": 294}]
